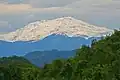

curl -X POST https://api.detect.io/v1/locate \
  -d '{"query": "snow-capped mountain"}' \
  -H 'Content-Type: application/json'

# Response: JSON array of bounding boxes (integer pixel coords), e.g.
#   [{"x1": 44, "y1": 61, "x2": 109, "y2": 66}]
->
[{"x1": 0, "y1": 17, "x2": 112, "y2": 42}]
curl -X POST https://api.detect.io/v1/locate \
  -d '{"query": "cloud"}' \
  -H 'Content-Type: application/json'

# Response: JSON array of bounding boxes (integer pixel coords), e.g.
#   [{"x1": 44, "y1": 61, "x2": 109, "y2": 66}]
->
[
  {"x1": 0, "y1": 0, "x2": 29, "y2": 4},
  {"x1": 29, "y1": 0, "x2": 79, "y2": 8},
  {"x1": 0, "y1": 21, "x2": 11, "y2": 32},
  {"x1": 0, "y1": 4, "x2": 32, "y2": 14},
  {"x1": 0, "y1": 21, "x2": 8, "y2": 27},
  {"x1": 0, "y1": 0, "x2": 79, "y2": 7},
  {"x1": 64, "y1": 0, "x2": 120, "y2": 16},
  {"x1": 2, "y1": 0, "x2": 79, "y2": 7},
  {"x1": 2, "y1": 0, "x2": 119, "y2": 16},
  {"x1": 0, "y1": 0, "x2": 120, "y2": 33},
  {"x1": 0, "y1": 3, "x2": 72, "y2": 15}
]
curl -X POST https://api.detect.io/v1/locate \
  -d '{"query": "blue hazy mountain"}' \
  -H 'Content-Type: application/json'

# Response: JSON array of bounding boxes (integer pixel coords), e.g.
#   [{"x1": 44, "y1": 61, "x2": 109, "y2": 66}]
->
[
  {"x1": 0, "y1": 34, "x2": 101, "y2": 57},
  {"x1": 24, "y1": 50, "x2": 76, "y2": 67}
]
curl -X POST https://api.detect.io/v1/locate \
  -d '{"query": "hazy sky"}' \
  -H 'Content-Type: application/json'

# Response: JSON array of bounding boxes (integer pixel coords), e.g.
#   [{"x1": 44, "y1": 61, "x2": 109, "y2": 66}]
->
[{"x1": 0, "y1": 0, "x2": 120, "y2": 33}]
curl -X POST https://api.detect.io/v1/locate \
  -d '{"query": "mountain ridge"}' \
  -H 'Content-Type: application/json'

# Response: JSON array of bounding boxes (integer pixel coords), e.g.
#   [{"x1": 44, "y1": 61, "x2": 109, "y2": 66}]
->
[
  {"x1": 24, "y1": 50, "x2": 76, "y2": 67},
  {"x1": 0, "y1": 34, "x2": 101, "y2": 57},
  {"x1": 0, "y1": 17, "x2": 112, "y2": 42}
]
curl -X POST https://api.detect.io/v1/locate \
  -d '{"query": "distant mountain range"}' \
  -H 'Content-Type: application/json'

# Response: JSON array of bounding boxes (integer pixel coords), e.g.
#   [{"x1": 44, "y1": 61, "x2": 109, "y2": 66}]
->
[
  {"x1": 24, "y1": 50, "x2": 76, "y2": 67},
  {"x1": 0, "y1": 34, "x2": 102, "y2": 57},
  {"x1": 0, "y1": 17, "x2": 112, "y2": 57}
]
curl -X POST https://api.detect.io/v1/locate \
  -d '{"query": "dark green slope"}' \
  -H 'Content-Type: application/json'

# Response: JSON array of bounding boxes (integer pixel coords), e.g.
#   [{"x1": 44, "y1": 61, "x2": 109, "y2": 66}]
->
[
  {"x1": 1, "y1": 30, "x2": 120, "y2": 80},
  {"x1": 0, "y1": 56, "x2": 41, "y2": 80}
]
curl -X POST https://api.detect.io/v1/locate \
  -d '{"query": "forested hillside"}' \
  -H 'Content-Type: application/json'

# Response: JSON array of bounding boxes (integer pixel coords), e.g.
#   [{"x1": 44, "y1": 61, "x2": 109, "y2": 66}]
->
[
  {"x1": 0, "y1": 30, "x2": 120, "y2": 80},
  {"x1": 0, "y1": 56, "x2": 41, "y2": 80}
]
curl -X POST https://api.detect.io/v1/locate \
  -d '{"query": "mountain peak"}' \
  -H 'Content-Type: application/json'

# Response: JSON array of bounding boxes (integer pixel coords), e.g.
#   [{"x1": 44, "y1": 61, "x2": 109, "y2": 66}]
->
[{"x1": 0, "y1": 17, "x2": 112, "y2": 42}]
